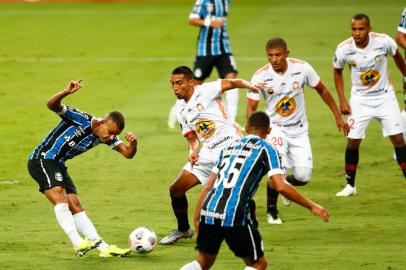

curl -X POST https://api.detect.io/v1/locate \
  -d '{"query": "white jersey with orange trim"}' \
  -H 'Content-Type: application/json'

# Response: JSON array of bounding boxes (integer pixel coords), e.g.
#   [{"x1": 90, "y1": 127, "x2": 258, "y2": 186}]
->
[
  {"x1": 333, "y1": 32, "x2": 397, "y2": 99},
  {"x1": 247, "y1": 58, "x2": 320, "y2": 136},
  {"x1": 177, "y1": 80, "x2": 238, "y2": 151},
  {"x1": 398, "y1": 7, "x2": 406, "y2": 34}
]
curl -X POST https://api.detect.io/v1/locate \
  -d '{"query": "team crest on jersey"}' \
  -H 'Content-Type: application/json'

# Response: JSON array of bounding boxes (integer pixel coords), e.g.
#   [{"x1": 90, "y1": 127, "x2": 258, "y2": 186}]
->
[
  {"x1": 197, "y1": 103, "x2": 204, "y2": 112},
  {"x1": 293, "y1": 81, "x2": 299, "y2": 90},
  {"x1": 54, "y1": 172, "x2": 63, "y2": 182},
  {"x1": 195, "y1": 119, "x2": 216, "y2": 139},
  {"x1": 275, "y1": 96, "x2": 296, "y2": 117},
  {"x1": 360, "y1": 70, "x2": 381, "y2": 87},
  {"x1": 266, "y1": 87, "x2": 274, "y2": 94}
]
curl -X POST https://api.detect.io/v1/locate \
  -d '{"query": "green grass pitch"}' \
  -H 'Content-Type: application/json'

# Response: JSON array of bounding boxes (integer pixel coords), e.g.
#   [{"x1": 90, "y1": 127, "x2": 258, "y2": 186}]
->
[{"x1": 0, "y1": 0, "x2": 405, "y2": 269}]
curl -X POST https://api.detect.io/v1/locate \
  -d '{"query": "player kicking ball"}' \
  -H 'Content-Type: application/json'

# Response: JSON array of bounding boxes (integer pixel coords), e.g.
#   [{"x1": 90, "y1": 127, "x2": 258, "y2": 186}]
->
[
  {"x1": 180, "y1": 112, "x2": 329, "y2": 270},
  {"x1": 27, "y1": 79, "x2": 137, "y2": 257}
]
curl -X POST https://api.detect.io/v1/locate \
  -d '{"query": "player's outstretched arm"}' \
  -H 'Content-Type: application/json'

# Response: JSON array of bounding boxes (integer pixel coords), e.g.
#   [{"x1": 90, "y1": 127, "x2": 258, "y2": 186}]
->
[
  {"x1": 47, "y1": 79, "x2": 83, "y2": 113},
  {"x1": 194, "y1": 172, "x2": 217, "y2": 234},
  {"x1": 246, "y1": 99, "x2": 260, "y2": 132},
  {"x1": 220, "y1": 79, "x2": 262, "y2": 94},
  {"x1": 313, "y1": 81, "x2": 349, "y2": 136},
  {"x1": 268, "y1": 174, "x2": 330, "y2": 222},
  {"x1": 333, "y1": 68, "x2": 351, "y2": 115},
  {"x1": 114, "y1": 132, "x2": 138, "y2": 159}
]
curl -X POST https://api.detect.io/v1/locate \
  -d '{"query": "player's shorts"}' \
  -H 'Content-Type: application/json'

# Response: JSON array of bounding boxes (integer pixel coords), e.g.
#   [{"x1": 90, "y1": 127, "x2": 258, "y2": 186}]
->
[
  {"x1": 347, "y1": 92, "x2": 404, "y2": 139},
  {"x1": 266, "y1": 129, "x2": 313, "y2": 169},
  {"x1": 28, "y1": 159, "x2": 77, "y2": 194},
  {"x1": 183, "y1": 146, "x2": 222, "y2": 185},
  {"x1": 196, "y1": 222, "x2": 264, "y2": 263},
  {"x1": 193, "y1": 54, "x2": 238, "y2": 81}
]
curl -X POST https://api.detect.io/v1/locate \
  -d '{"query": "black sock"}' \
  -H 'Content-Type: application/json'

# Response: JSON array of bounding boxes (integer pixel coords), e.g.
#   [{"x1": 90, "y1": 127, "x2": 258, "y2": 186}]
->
[
  {"x1": 345, "y1": 148, "x2": 359, "y2": 187},
  {"x1": 395, "y1": 146, "x2": 406, "y2": 178},
  {"x1": 171, "y1": 195, "x2": 189, "y2": 232},
  {"x1": 286, "y1": 175, "x2": 307, "y2": 186},
  {"x1": 267, "y1": 185, "x2": 279, "y2": 213}
]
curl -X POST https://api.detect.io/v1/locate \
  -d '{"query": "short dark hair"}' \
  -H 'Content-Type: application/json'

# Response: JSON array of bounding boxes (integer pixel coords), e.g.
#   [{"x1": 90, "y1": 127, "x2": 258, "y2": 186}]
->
[
  {"x1": 266, "y1": 38, "x2": 287, "y2": 51},
  {"x1": 172, "y1": 66, "x2": 194, "y2": 80},
  {"x1": 248, "y1": 111, "x2": 270, "y2": 130},
  {"x1": 106, "y1": 111, "x2": 125, "y2": 130},
  {"x1": 352, "y1": 13, "x2": 370, "y2": 26}
]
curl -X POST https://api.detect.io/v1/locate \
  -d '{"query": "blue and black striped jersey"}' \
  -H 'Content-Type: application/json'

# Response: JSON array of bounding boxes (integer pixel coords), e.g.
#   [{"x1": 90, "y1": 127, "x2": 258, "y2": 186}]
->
[
  {"x1": 29, "y1": 105, "x2": 121, "y2": 163},
  {"x1": 189, "y1": 0, "x2": 233, "y2": 57},
  {"x1": 200, "y1": 135, "x2": 283, "y2": 227}
]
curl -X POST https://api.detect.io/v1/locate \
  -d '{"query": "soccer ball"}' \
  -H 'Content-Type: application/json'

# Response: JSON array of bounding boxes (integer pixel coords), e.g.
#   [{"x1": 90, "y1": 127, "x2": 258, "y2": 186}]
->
[{"x1": 129, "y1": 227, "x2": 157, "y2": 254}]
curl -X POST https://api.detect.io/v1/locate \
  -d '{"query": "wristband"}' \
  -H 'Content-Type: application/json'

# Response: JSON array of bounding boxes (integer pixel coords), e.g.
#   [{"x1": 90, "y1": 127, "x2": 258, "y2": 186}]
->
[{"x1": 204, "y1": 17, "x2": 211, "y2": 27}]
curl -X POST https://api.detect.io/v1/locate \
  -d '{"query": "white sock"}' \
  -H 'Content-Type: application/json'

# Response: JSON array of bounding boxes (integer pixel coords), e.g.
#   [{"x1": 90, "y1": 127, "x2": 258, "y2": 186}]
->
[
  {"x1": 54, "y1": 203, "x2": 83, "y2": 247},
  {"x1": 73, "y1": 211, "x2": 109, "y2": 251},
  {"x1": 244, "y1": 267, "x2": 257, "y2": 270},
  {"x1": 179, "y1": 260, "x2": 203, "y2": 270},
  {"x1": 225, "y1": 88, "x2": 239, "y2": 123}
]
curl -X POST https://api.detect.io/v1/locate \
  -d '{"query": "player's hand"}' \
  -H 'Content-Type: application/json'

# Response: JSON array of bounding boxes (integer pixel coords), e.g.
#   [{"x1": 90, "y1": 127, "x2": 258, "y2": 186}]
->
[
  {"x1": 210, "y1": 18, "x2": 224, "y2": 28},
  {"x1": 249, "y1": 83, "x2": 266, "y2": 93},
  {"x1": 339, "y1": 100, "x2": 351, "y2": 115},
  {"x1": 64, "y1": 79, "x2": 83, "y2": 94},
  {"x1": 188, "y1": 149, "x2": 199, "y2": 165},
  {"x1": 125, "y1": 132, "x2": 137, "y2": 146},
  {"x1": 336, "y1": 117, "x2": 349, "y2": 136},
  {"x1": 310, "y1": 203, "x2": 330, "y2": 222}
]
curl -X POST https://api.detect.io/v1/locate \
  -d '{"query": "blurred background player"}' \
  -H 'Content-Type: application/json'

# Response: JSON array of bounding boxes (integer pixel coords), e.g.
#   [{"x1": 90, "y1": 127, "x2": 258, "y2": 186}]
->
[
  {"x1": 160, "y1": 66, "x2": 260, "y2": 245},
  {"x1": 246, "y1": 38, "x2": 347, "y2": 224},
  {"x1": 333, "y1": 14, "x2": 406, "y2": 197},
  {"x1": 180, "y1": 112, "x2": 329, "y2": 270},
  {"x1": 27, "y1": 79, "x2": 137, "y2": 257},
  {"x1": 168, "y1": 0, "x2": 240, "y2": 129}
]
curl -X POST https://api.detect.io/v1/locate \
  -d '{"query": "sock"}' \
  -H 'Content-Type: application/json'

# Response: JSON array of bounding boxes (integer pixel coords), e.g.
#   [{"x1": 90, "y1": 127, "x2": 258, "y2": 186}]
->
[
  {"x1": 171, "y1": 195, "x2": 190, "y2": 232},
  {"x1": 244, "y1": 267, "x2": 257, "y2": 270},
  {"x1": 395, "y1": 146, "x2": 406, "y2": 178},
  {"x1": 267, "y1": 185, "x2": 279, "y2": 213},
  {"x1": 225, "y1": 88, "x2": 239, "y2": 123},
  {"x1": 73, "y1": 211, "x2": 109, "y2": 251},
  {"x1": 286, "y1": 175, "x2": 307, "y2": 186},
  {"x1": 180, "y1": 260, "x2": 203, "y2": 270},
  {"x1": 54, "y1": 203, "x2": 83, "y2": 247},
  {"x1": 345, "y1": 148, "x2": 359, "y2": 187}
]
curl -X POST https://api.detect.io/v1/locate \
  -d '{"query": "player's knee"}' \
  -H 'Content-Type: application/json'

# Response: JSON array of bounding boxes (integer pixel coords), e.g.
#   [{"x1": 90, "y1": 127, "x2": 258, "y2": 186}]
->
[
  {"x1": 248, "y1": 256, "x2": 267, "y2": 270},
  {"x1": 292, "y1": 167, "x2": 312, "y2": 183},
  {"x1": 69, "y1": 201, "x2": 84, "y2": 214},
  {"x1": 169, "y1": 183, "x2": 185, "y2": 198}
]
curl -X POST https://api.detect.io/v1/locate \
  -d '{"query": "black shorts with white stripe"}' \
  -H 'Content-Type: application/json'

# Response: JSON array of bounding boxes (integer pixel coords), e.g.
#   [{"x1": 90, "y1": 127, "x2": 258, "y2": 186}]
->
[
  {"x1": 27, "y1": 159, "x2": 77, "y2": 194},
  {"x1": 196, "y1": 222, "x2": 264, "y2": 263}
]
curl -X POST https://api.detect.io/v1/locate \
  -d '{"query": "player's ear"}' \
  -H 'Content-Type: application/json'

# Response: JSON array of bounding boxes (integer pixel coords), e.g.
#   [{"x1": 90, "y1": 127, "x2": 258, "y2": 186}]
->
[{"x1": 267, "y1": 128, "x2": 272, "y2": 134}]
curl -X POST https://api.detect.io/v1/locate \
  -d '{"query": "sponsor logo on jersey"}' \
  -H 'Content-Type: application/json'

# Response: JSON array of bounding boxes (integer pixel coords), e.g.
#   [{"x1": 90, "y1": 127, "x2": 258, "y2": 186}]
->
[
  {"x1": 197, "y1": 103, "x2": 204, "y2": 112},
  {"x1": 55, "y1": 172, "x2": 63, "y2": 182},
  {"x1": 275, "y1": 96, "x2": 296, "y2": 117},
  {"x1": 195, "y1": 119, "x2": 216, "y2": 139},
  {"x1": 291, "y1": 72, "x2": 301, "y2": 76},
  {"x1": 360, "y1": 70, "x2": 381, "y2": 87},
  {"x1": 266, "y1": 87, "x2": 274, "y2": 94},
  {"x1": 293, "y1": 81, "x2": 299, "y2": 90},
  {"x1": 349, "y1": 60, "x2": 357, "y2": 67}
]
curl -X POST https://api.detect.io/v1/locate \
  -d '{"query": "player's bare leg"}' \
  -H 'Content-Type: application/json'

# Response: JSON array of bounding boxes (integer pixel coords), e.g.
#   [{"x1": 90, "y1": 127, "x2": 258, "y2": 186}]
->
[
  {"x1": 243, "y1": 256, "x2": 267, "y2": 270},
  {"x1": 389, "y1": 133, "x2": 406, "y2": 178},
  {"x1": 336, "y1": 138, "x2": 361, "y2": 197},
  {"x1": 160, "y1": 170, "x2": 200, "y2": 245},
  {"x1": 44, "y1": 187, "x2": 100, "y2": 256}
]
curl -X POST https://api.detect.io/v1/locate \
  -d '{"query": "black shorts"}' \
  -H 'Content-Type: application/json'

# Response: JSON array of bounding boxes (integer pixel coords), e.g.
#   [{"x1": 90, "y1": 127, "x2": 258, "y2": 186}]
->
[
  {"x1": 193, "y1": 54, "x2": 238, "y2": 81},
  {"x1": 196, "y1": 222, "x2": 264, "y2": 263},
  {"x1": 27, "y1": 159, "x2": 77, "y2": 194}
]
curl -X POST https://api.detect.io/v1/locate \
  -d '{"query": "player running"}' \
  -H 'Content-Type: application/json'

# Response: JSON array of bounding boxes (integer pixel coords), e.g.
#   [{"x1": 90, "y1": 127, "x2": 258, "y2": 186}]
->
[
  {"x1": 27, "y1": 79, "x2": 136, "y2": 257},
  {"x1": 246, "y1": 38, "x2": 347, "y2": 224},
  {"x1": 180, "y1": 112, "x2": 329, "y2": 270},
  {"x1": 160, "y1": 66, "x2": 261, "y2": 245},
  {"x1": 334, "y1": 14, "x2": 406, "y2": 196}
]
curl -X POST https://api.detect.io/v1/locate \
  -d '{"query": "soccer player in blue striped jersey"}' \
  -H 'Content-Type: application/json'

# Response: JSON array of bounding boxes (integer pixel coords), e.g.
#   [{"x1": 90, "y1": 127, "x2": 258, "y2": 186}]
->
[
  {"x1": 180, "y1": 112, "x2": 329, "y2": 270},
  {"x1": 168, "y1": 0, "x2": 240, "y2": 128},
  {"x1": 27, "y1": 79, "x2": 137, "y2": 257}
]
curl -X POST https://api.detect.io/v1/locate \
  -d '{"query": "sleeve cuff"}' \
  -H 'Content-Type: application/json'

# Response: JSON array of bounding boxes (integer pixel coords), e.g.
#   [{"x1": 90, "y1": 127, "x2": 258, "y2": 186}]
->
[
  {"x1": 267, "y1": 168, "x2": 284, "y2": 177},
  {"x1": 57, "y1": 105, "x2": 67, "y2": 115}
]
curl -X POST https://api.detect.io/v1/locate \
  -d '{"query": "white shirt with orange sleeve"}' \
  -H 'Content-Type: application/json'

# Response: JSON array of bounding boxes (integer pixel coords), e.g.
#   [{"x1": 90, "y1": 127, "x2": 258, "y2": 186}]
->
[
  {"x1": 333, "y1": 32, "x2": 397, "y2": 100},
  {"x1": 247, "y1": 58, "x2": 320, "y2": 136}
]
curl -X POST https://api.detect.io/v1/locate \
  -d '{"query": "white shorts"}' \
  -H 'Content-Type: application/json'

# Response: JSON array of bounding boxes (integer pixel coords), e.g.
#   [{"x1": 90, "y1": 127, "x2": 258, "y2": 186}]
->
[
  {"x1": 183, "y1": 146, "x2": 221, "y2": 185},
  {"x1": 347, "y1": 93, "x2": 404, "y2": 139},
  {"x1": 266, "y1": 129, "x2": 313, "y2": 169}
]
